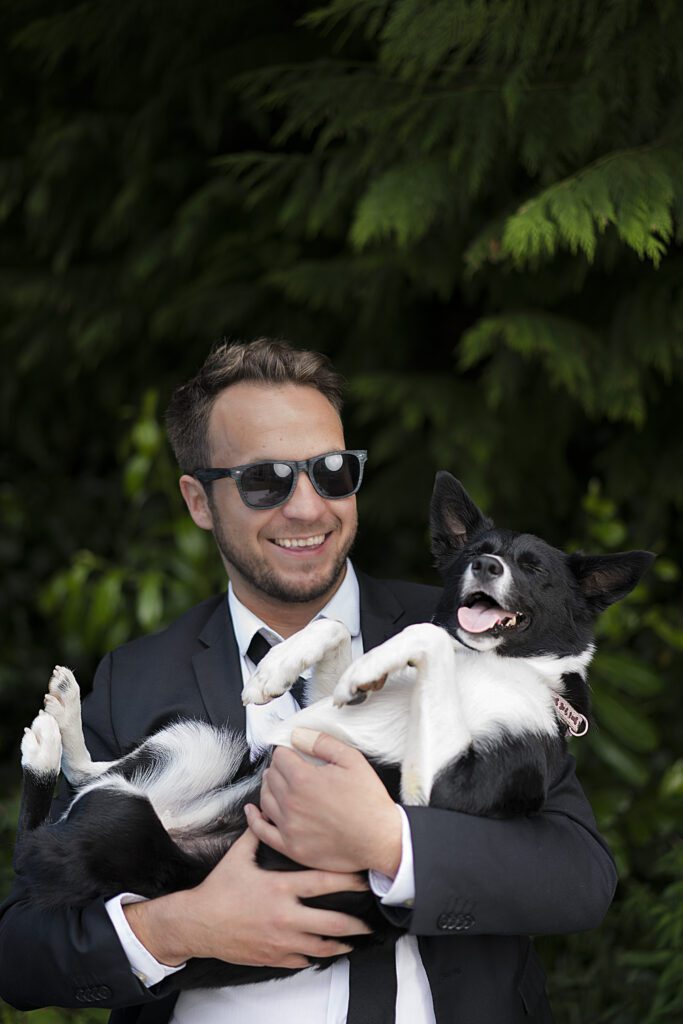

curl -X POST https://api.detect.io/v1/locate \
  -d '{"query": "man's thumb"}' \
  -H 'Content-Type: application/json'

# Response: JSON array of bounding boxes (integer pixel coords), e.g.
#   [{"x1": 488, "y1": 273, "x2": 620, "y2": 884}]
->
[{"x1": 290, "y1": 727, "x2": 355, "y2": 766}]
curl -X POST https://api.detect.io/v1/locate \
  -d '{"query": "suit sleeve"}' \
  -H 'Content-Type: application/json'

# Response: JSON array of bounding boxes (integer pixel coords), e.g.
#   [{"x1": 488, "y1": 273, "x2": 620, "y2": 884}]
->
[
  {"x1": 388, "y1": 752, "x2": 617, "y2": 938},
  {"x1": 0, "y1": 654, "x2": 161, "y2": 1011}
]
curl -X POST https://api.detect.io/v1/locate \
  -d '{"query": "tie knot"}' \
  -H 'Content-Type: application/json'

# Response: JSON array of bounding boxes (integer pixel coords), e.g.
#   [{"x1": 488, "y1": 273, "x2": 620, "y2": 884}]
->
[{"x1": 246, "y1": 630, "x2": 274, "y2": 668}]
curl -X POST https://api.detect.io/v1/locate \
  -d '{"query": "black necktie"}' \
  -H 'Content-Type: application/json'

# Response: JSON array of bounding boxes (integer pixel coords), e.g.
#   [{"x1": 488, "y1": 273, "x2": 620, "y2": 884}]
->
[
  {"x1": 246, "y1": 630, "x2": 307, "y2": 708},
  {"x1": 346, "y1": 939, "x2": 398, "y2": 1024}
]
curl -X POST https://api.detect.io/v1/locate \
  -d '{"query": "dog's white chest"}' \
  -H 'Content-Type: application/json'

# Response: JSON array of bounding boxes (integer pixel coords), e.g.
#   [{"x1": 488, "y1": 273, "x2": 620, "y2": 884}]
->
[{"x1": 453, "y1": 649, "x2": 558, "y2": 740}]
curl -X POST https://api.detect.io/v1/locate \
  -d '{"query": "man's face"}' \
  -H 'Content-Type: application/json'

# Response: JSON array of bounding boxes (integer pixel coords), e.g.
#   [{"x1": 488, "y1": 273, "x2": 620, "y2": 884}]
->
[{"x1": 181, "y1": 382, "x2": 358, "y2": 608}]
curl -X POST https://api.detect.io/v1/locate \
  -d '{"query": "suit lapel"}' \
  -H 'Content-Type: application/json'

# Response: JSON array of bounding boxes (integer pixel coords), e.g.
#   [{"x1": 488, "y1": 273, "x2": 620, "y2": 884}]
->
[
  {"x1": 357, "y1": 571, "x2": 407, "y2": 651},
  {"x1": 191, "y1": 597, "x2": 247, "y2": 732},
  {"x1": 190, "y1": 575, "x2": 410, "y2": 731}
]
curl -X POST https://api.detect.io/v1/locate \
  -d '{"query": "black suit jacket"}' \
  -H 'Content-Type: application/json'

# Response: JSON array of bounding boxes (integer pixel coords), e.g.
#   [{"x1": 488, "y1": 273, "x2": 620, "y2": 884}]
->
[{"x1": 0, "y1": 573, "x2": 617, "y2": 1023}]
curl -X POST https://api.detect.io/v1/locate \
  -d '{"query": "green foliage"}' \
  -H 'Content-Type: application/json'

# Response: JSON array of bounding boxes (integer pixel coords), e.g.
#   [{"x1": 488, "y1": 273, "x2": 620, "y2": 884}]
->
[
  {"x1": 468, "y1": 143, "x2": 683, "y2": 270},
  {"x1": 563, "y1": 485, "x2": 680, "y2": 872},
  {"x1": 0, "y1": 1006, "x2": 107, "y2": 1024},
  {"x1": 539, "y1": 845, "x2": 683, "y2": 1024},
  {"x1": 36, "y1": 389, "x2": 225, "y2": 662},
  {"x1": 1, "y1": 1, "x2": 682, "y2": 1021}
]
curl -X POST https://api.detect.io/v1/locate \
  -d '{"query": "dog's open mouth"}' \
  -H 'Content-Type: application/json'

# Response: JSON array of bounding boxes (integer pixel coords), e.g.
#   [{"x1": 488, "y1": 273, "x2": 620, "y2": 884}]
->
[{"x1": 457, "y1": 593, "x2": 528, "y2": 635}]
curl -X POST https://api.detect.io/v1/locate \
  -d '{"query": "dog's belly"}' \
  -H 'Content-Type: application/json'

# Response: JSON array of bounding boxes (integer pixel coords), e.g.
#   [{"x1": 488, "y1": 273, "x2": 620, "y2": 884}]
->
[{"x1": 266, "y1": 670, "x2": 416, "y2": 765}]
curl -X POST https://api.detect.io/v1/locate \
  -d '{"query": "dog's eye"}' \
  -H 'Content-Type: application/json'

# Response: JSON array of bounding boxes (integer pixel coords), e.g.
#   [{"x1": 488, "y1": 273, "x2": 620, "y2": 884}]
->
[{"x1": 519, "y1": 557, "x2": 546, "y2": 575}]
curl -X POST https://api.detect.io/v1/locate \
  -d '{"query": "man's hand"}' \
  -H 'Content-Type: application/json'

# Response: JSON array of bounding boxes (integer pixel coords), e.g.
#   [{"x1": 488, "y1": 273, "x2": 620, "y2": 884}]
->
[
  {"x1": 123, "y1": 827, "x2": 371, "y2": 969},
  {"x1": 246, "y1": 728, "x2": 403, "y2": 877}
]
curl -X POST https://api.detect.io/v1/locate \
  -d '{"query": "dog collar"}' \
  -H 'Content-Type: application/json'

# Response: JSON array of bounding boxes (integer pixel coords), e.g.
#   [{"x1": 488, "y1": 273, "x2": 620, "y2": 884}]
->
[{"x1": 554, "y1": 695, "x2": 589, "y2": 737}]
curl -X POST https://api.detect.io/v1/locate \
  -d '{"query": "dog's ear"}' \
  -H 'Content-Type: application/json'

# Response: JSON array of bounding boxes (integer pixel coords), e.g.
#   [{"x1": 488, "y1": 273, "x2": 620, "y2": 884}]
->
[
  {"x1": 430, "y1": 472, "x2": 493, "y2": 565},
  {"x1": 568, "y1": 550, "x2": 656, "y2": 611}
]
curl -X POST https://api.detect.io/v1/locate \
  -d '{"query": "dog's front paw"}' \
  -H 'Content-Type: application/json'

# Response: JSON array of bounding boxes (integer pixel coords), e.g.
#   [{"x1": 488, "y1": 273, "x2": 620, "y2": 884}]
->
[
  {"x1": 242, "y1": 644, "x2": 302, "y2": 705},
  {"x1": 21, "y1": 711, "x2": 62, "y2": 776},
  {"x1": 242, "y1": 620, "x2": 350, "y2": 706},
  {"x1": 44, "y1": 665, "x2": 81, "y2": 726},
  {"x1": 333, "y1": 655, "x2": 390, "y2": 707}
]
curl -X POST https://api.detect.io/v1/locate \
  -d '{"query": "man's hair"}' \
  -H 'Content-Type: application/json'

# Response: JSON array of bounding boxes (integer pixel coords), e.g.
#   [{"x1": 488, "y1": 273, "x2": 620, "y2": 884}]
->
[{"x1": 165, "y1": 337, "x2": 346, "y2": 472}]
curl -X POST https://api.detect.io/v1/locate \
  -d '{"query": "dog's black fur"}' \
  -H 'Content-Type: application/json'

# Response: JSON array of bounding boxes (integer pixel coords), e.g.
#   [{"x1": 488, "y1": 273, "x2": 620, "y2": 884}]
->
[{"x1": 16, "y1": 474, "x2": 654, "y2": 990}]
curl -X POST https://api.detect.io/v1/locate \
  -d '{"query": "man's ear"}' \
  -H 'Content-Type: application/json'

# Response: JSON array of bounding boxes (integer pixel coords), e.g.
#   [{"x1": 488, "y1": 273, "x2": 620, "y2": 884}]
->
[
  {"x1": 430, "y1": 472, "x2": 493, "y2": 566},
  {"x1": 568, "y1": 550, "x2": 656, "y2": 611},
  {"x1": 179, "y1": 475, "x2": 215, "y2": 531}
]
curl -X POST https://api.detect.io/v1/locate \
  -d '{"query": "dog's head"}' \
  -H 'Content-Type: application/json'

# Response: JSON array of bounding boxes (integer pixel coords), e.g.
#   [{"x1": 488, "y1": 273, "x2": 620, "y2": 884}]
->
[{"x1": 430, "y1": 472, "x2": 655, "y2": 659}]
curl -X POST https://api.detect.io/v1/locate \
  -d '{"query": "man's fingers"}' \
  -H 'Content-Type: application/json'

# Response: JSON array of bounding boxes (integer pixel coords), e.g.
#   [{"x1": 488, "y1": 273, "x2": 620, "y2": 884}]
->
[
  {"x1": 299, "y1": 907, "x2": 373, "y2": 938},
  {"x1": 278, "y1": 941, "x2": 353, "y2": 966},
  {"x1": 261, "y1": 763, "x2": 289, "y2": 805},
  {"x1": 245, "y1": 806, "x2": 287, "y2": 853},
  {"x1": 279, "y1": 954, "x2": 314, "y2": 969},
  {"x1": 300, "y1": 937, "x2": 355, "y2": 959},
  {"x1": 294, "y1": 868, "x2": 369, "y2": 899},
  {"x1": 290, "y1": 728, "x2": 358, "y2": 767}
]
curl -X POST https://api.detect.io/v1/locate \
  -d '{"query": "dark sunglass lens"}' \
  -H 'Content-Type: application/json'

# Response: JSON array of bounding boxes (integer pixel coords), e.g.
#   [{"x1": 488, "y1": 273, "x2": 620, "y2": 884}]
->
[
  {"x1": 241, "y1": 462, "x2": 293, "y2": 507},
  {"x1": 313, "y1": 452, "x2": 361, "y2": 498}
]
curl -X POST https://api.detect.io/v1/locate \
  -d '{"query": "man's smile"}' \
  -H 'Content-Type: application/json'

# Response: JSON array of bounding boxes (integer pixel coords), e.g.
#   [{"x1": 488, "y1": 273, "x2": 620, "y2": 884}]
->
[{"x1": 269, "y1": 532, "x2": 330, "y2": 552}]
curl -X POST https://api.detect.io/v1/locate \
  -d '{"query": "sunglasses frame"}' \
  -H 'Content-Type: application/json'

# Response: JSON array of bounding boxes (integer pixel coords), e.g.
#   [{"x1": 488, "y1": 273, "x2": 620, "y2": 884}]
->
[{"x1": 193, "y1": 449, "x2": 368, "y2": 510}]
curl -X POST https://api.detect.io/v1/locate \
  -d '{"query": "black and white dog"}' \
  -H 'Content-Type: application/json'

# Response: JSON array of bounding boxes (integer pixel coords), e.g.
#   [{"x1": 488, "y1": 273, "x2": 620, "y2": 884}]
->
[{"x1": 16, "y1": 473, "x2": 654, "y2": 989}]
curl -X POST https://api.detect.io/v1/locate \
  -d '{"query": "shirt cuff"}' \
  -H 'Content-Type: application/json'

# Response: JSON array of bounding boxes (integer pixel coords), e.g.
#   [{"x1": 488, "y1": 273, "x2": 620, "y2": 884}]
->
[
  {"x1": 105, "y1": 893, "x2": 187, "y2": 988},
  {"x1": 368, "y1": 805, "x2": 415, "y2": 908}
]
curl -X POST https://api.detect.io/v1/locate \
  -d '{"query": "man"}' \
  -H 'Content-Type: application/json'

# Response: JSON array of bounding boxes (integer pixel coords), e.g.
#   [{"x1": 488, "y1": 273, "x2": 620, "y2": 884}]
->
[{"x1": 0, "y1": 339, "x2": 617, "y2": 1023}]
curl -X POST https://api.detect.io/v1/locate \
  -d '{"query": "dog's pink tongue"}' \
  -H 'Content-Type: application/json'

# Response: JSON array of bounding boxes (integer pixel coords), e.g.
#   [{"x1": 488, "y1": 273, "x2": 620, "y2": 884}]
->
[{"x1": 458, "y1": 602, "x2": 505, "y2": 633}]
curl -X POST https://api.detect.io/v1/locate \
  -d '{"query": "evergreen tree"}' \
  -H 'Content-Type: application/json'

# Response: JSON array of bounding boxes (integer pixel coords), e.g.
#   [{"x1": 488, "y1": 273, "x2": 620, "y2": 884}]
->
[{"x1": 1, "y1": 2, "x2": 681, "y2": 1020}]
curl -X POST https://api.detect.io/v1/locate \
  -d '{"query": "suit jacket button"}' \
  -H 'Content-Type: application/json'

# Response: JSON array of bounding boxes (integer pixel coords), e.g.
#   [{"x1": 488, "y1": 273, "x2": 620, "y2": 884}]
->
[
  {"x1": 437, "y1": 912, "x2": 457, "y2": 931},
  {"x1": 75, "y1": 989, "x2": 84, "y2": 1002}
]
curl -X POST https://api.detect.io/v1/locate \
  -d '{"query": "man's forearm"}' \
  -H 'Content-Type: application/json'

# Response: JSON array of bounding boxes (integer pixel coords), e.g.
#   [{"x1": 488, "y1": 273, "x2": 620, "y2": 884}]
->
[
  {"x1": 123, "y1": 891, "x2": 193, "y2": 967},
  {"x1": 121, "y1": 829, "x2": 370, "y2": 972}
]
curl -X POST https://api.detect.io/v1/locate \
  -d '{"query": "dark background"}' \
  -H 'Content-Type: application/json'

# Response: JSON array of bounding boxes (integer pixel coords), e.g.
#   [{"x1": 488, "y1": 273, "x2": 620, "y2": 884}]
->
[{"x1": 1, "y1": 2, "x2": 682, "y2": 1021}]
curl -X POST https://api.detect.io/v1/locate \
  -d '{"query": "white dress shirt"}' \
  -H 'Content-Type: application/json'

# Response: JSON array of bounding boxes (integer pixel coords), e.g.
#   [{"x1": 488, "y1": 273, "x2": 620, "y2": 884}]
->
[{"x1": 105, "y1": 563, "x2": 436, "y2": 1023}]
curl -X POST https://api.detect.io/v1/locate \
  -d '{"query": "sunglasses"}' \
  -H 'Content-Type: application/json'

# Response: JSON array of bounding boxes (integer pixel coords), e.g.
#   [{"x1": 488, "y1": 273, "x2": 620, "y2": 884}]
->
[{"x1": 193, "y1": 449, "x2": 368, "y2": 510}]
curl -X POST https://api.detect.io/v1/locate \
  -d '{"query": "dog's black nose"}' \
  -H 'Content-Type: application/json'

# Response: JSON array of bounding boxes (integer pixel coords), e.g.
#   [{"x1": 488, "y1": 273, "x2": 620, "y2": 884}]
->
[{"x1": 471, "y1": 554, "x2": 503, "y2": 578}]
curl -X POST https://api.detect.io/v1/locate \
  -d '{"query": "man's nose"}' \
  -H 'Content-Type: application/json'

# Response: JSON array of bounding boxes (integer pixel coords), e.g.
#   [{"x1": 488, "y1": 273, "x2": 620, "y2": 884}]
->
[{"x1": 281, "y1": 470, "x2": 328, "y2": 519}]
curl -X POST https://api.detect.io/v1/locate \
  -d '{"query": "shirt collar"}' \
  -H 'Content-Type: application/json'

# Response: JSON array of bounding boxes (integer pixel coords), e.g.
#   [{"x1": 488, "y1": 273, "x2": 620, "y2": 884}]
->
[{"x1": 228, "y1": 560, "x2": 360, "y2": 657}]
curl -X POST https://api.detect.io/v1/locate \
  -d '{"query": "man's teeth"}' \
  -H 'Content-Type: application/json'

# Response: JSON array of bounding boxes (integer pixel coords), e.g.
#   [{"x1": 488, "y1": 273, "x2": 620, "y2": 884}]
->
[{"x1": 273, "y1": 534, "x2": 326, "y2": 549}]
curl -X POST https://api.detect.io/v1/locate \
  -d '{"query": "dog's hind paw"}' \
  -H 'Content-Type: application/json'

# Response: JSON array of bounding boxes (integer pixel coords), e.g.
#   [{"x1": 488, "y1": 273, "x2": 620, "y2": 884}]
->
[
  {"x1": 44, "y1": 665, "x2": 81, "y2": 725},
  {"x1": 21, "y1": 711, "x2": 62, "y2": 776}
]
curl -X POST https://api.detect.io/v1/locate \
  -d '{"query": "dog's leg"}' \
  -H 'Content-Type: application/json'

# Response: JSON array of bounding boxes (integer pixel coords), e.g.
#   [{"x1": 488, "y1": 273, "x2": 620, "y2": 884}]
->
[
  {"x1": 305, "y1": 621, "x2": 353, "y2": 702},
  {"x1": 399, "y1": 628, "x2": 472, "y2": 806},
  {"x1": 242, "y1": 619, "x2": 352, "y2": 706},
  {"x1": 331, "y1": 622, "x2": 439, "y2": 708},
  {"x1": 43, "y1": 666, "x2": 117, "y2": 785},
  {"x1": 335, "y1": 623, "x2": 471, "y2": 805},
  {"x1": 19, "y1": 711, "x2": 63, "y2": 834}
]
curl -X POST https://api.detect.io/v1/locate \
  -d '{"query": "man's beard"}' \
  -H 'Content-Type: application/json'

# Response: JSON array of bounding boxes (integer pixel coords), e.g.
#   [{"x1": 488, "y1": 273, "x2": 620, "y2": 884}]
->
[{"x1": 211, "y1": 510, "x2": 357, "y2": 604}]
